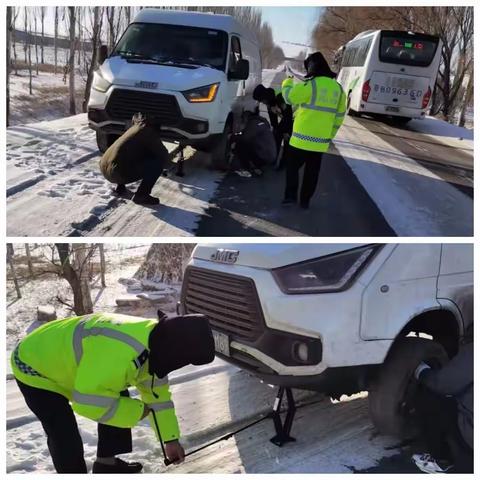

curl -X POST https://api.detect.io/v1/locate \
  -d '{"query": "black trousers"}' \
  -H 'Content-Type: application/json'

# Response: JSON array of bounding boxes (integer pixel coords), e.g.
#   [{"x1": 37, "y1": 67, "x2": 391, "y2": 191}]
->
[
  {"x1": 111, "y1": 158, "x2": 165, "y2": 196},
  {"x1": 17, "y1": 380, "x2": 133, "y2": 473},
  {"x1": 284, "y1": 145, "x2": 323, "y2": 204},
  {"x1": 415, "y1": 387, "x2": 473, "y2": 473}
]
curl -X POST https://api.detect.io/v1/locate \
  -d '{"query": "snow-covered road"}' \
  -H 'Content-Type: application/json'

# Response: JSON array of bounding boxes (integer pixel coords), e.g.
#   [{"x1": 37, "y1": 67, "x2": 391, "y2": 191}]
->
[
  {"x1": 6, "y1": 67, "x2": 473, "y2": 237},
  {"x1": 7, "y1": 357, "x2": 407, "y2": 473}
]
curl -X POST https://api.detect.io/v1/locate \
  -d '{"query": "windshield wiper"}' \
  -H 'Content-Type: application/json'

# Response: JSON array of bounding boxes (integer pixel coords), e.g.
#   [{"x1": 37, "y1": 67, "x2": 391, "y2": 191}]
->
[
  {"x1": 112, "y1": 50, "x2": 160, "y2": 62},
  {"x1": 165, "y1": 58, "x2": 218, "y2": 69}
]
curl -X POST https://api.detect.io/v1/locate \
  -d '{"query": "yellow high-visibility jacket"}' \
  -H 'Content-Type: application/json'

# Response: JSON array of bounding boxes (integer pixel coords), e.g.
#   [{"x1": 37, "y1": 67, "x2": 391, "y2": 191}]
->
[
  {"x1": 282, "y1": 76, "x2": 347, "y2": 152},
  {"x1": 11, "y1": 313, "x2": 180, "y2": 443}
]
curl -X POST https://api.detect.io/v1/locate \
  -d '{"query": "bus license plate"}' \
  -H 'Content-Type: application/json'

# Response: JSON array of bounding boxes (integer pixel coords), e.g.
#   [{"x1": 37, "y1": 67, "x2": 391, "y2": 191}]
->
[
  {"x1": 386, "y1": 106, "x2": 400, "y2": 113},
  {"x1": 212, "y1": 330, "x2": 230, "y2": 356}
]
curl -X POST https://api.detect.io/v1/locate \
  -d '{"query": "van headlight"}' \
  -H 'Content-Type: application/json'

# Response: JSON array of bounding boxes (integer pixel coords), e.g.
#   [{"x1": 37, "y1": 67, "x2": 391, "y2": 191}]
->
[
  {"x1": 92, "y1": 70, "x2": 111, "y2": 93},
  {"x1": 182, "y1": 83, "x2": 219, "y2": 103},
  {"x1": 272, "y1": 245, "x2": 380, "y2": 294}
]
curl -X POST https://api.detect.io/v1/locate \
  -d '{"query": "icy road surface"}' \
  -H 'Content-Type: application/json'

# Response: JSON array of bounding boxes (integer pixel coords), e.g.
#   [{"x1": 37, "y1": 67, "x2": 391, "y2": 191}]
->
[
  {"x1": 7, "y1": 357, "x2": 418, "y2": 474},
  {"x1": 6, "y1": 67, "x2": 473, "y2": 237}
]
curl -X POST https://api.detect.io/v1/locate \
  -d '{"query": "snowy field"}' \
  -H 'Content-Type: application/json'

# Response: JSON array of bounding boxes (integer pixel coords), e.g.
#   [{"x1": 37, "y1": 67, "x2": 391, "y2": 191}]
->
[{"x1": 9, "y1": 44, "x2": 87, "y2": 125}]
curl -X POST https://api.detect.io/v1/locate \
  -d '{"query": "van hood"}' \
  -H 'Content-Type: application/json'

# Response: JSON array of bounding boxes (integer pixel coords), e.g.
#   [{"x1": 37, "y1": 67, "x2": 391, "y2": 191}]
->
[
  {"x1": 100, "y1": 57, "x2": 225, "y2": 92},
  {"x1": 193, "y1": 244, "x2": 366, "y2": 270}
]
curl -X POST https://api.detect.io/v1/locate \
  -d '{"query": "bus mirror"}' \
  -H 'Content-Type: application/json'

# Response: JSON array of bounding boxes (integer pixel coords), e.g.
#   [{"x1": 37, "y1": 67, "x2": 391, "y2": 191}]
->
[{"x1": 97, "y1": 45, "x2": 108, "y2": 65}]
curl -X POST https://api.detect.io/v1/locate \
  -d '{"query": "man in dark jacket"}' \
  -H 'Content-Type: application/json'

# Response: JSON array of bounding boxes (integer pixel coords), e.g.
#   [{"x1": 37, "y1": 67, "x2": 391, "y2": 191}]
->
[
  {"x1": 233, "y1": 112, "x2": 277, "y2": 175},
  {"x1": 412, "y1": 340, "x2": 473, "y2": 473},
  {"x1": 253, "y1": 84, "x2": 293, "y2": 170},
  {"x1": 99, "y1": 113, "x2": 169, "y2": 205}
]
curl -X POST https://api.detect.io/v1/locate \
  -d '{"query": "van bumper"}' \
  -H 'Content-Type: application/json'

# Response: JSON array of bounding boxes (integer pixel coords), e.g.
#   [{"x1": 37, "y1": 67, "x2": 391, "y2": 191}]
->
[
  {"x1": 217, "y1": 349, "x2": 372, "y2": 395},
  {"x1": 88, "y1": 108, "x2": 213, "y2": 143}
]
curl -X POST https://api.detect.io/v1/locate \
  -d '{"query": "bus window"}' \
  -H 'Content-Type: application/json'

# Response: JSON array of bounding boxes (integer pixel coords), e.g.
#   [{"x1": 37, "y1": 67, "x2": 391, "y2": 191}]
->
[
  {"x1": 342, "y1": 37, "x2": 372, "y2": 68},
  {"x1": 379, "y1": 32, "x2": 439, "y2": 67}
]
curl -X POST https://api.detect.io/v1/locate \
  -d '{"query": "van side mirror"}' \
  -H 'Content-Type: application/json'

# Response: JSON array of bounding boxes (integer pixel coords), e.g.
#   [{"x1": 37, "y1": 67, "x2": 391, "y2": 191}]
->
[
  {"x1": 229, "y1": 59, "x2": 249, "y2": 81},
  {"x1": 97, "y1": 45, "x2": 108, "y2": 65}
]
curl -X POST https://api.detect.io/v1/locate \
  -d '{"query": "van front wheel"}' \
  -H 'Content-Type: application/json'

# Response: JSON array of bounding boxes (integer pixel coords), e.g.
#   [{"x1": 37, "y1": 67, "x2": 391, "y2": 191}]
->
[
  {"x1": 209, "y1": 122, "x2": 233, "y2": 170},
  {"x1": 96, "y1": 131, "x2": 120, "y2": 154},
  {"x1": 368, "y1": 337, "x2": 448, "y2": 437}
]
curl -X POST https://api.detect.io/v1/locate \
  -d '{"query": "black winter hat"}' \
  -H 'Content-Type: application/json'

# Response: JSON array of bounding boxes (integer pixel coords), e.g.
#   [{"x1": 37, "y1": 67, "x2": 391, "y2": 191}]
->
[
  {"x1": 253, "y1": 84, "x2": 276, "y2": 104},
  {"x1": 148, "y1": 314, "x2": 215, "y2": 378},
  {"x1": 304, "y1": 52, "x2": 336, "y2": 79}
]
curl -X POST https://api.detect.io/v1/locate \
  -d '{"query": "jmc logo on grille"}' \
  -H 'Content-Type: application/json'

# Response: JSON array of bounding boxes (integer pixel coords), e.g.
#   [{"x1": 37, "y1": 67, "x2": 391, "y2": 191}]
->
[
  {"x1": 134, "y1": 81, "x2": 158, "y2": 89},
  {"x1": 210, "y1": 249, "x2": 239, "y2": 264}
]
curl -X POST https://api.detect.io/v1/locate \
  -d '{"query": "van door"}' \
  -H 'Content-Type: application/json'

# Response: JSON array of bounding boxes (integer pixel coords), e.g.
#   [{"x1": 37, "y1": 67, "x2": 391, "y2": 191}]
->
[
  {"x1": 226, "y1": 35, "x2": 245, "y2": 130},
  {"x1": 437, "y1": 244, "x2": 473, "y2": 333}
]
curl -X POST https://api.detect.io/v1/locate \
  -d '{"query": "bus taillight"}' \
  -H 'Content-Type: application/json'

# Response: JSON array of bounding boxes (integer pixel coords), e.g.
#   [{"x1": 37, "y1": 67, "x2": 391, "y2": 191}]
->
[
  {"x1": 362, "y1": 80, "x2": 371, "y2": 102},
  {"x1": 422, "y1": 86, "x2": 432, "y2": 109}
]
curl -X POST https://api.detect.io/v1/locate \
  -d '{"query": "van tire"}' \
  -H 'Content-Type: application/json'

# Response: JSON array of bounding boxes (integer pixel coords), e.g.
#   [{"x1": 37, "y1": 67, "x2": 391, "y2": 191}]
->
[
  {"x1": 210, "y1": 121, "x2": 233, "y2": 170},
  {"x1": 368, "y1": 337, "x2": 448, "y2": 437},
  {"x1": 96, "y1": 131, "x2": 120, "y2": 154}
]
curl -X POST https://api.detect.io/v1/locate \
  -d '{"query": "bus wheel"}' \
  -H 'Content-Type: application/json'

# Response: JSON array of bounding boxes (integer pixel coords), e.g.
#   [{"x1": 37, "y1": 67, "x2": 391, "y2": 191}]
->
[{"x1": 347, "y1": 93, "x2": 359, "y2": 117}]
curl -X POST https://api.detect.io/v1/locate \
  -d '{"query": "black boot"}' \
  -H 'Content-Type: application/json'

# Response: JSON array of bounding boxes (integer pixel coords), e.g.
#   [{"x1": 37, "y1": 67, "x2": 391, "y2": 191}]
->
[
  {"x1": 92, "y1": 458, "x2": 143, "y2": 474},
  {"x1": 132, "y1": 192, "x2": 160, "y2": 205}
]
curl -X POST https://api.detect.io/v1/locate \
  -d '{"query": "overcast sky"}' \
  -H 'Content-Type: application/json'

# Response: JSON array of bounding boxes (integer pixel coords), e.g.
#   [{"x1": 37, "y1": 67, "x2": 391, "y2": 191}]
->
[{"x1": 13, "y1": 6, "x2": 322, "y2": 57}]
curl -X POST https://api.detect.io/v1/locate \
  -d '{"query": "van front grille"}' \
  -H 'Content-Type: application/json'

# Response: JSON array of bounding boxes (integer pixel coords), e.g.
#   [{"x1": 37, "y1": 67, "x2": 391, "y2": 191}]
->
[
  {"x1": 106, "y1": 89, "x2": 182, "y2": 125},
  {"x1": 182, "y1": 267, "x2": 264, "y2": 341}
]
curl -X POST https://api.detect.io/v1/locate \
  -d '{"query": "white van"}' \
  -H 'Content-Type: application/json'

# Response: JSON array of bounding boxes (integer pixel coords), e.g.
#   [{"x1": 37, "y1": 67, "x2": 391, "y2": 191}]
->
[
  {"x1": 180, "y1": 243, "x2": 473, "y2": 436},
  {"x1": 87, "y1": 9, "x2": 262, "y2": 164},
  {"x1": 335, "y1": 30, "x2": 442, "y2": 124}
]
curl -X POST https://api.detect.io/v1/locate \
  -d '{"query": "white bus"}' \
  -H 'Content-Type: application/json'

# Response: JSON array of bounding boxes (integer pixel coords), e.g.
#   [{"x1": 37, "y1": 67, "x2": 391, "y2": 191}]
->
[{"x1": 335, "y1": 30, "x2": 442, "y2": 124}]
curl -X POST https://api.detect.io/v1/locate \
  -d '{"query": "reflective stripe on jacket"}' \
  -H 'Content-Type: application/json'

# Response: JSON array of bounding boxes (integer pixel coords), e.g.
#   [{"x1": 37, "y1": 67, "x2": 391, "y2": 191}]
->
[
  {"x1": 282, "y1": 76, "x2": 347, "y2": 152},
  {"x1": 11, "y1": 313, "x2": 180, "y2": 443}
]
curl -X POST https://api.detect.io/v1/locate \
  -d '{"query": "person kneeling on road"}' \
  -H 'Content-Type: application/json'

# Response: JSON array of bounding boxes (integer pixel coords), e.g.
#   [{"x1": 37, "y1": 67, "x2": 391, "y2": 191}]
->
[
  {"x1": 281, "y1": 52, "x2": 346, "y2": 209},
  {"x1": 100, "y1": 112, "x2": 169, "y2": 205},
  {"x1": 11, "y1": 312, "x2": 215, "y2": 473},
  {"x1": 411, "y1": 335, "x2": 473, "y2": 474},
  {"x1": 253, "y1": 84, "x2": 293, "y2": 170}
]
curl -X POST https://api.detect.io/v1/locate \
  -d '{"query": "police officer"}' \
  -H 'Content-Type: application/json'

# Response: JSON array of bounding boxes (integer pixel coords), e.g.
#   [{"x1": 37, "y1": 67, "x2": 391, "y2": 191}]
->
[
  {"x1": 100, "y1": 112, "x2": 169, "y2": 205},
  {"x1": 12, "y1": 312, "x2": 215, "y2": 473},
  {"x1": 282, "y1": 52, "x2": 347, "y2": 209},
  {"x1": 253, "y1": 84, "x2": 293, "y2": 170}
]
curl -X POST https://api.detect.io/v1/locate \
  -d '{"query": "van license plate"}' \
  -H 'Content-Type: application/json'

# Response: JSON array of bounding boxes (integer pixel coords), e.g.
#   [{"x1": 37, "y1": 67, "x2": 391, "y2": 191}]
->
[
  {"x1": 212, "y1": 330, "x2": 230, "y2": 356},
  {"x1": 386, "y1": 106, "x2": 400, "y2": 113}
]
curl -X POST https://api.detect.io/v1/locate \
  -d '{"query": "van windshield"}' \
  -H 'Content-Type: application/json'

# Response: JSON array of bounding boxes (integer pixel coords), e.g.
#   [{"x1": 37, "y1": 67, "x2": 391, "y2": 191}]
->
[
  {"x1": 112, "y1": 23, "x2": 229, "y2": 71},
  {"x1": 379, "y1": 31, "x2": 439, "y2": 67}
]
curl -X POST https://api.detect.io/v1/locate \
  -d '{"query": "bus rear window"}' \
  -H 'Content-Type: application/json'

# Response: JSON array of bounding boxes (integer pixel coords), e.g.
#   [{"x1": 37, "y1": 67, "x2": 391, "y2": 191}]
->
[{"x1": 379, "y1": 33, "x2": 439, "y2": 67}]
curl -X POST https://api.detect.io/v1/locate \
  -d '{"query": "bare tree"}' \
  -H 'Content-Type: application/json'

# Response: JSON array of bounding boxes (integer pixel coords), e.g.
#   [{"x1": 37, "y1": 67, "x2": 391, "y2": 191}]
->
[
  {"x1": 7, "y1": 7, "x2": 12, "y2": 127},
  {"x1": 33, "y1": 9, "x2": 39, "y2": 75},
  {"x1": 134, "y1": 244, "x2": 196, "y2": 284},
  {"x1": 68, "y1": 7, "x2": 76, "y2": 114},
  {"x1": 55, "y1": 243, "x2": 95, "y2": 315},
  {"x1": 24, "y1": 7, "x2": 33, "y2": 95},
  {"x1": 25, "y1": 243, "x2": 34, "y2": 277},
  {"x1": 7, "y1": 244, "x2": 22, "y2": 299},
  {"x1": 54, "y1": 7, "x2": 59, "y2": 74},
  {"x1": 40, "y1": 6, "x2": 46, "y2": 64},
  {"x1": 11, "y1": 7, "x2": 19, "y2": 76},
  {"x1": 106, "y1": 7, "x2": 124, "y2": 51},
  {"x1": 23, "y1": 6, "x2": 28, "y2": 63},
  {"x1": 83, "y1": 6, "x2": 103, "y2": 111}
]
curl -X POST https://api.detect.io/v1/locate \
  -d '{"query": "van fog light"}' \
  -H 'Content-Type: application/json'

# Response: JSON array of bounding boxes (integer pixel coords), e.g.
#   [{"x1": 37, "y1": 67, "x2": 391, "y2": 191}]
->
[{"x1": 294, "y1": 342, "x2": 309, "y2": 363}]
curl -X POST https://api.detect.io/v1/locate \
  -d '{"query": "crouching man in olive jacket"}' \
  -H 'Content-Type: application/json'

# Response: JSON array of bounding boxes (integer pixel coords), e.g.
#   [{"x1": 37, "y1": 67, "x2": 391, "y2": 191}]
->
[{"x1": 100, "y1": 113, "x2": 168, "y2": 205}]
